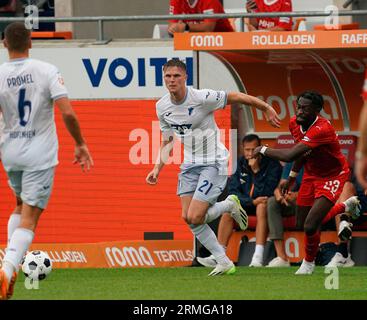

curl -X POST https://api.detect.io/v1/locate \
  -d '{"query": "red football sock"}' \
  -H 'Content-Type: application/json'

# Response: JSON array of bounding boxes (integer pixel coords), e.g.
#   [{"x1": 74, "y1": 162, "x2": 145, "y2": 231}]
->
[
  {"x1": 304, "y1": 231, "x2": 321, "y2": 262},
  {"x1": 322, "y1": 203, "x2": 345, "y2": 225}
]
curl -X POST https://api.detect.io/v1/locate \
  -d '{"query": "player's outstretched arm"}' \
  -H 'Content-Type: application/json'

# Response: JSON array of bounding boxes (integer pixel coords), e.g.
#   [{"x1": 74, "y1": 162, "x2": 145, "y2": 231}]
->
[
  {"x1": 253, "y1": 142, "x2": 310, "y2": 163},
  {"x1": 55, "y1": 97, "x2": 94, "y2": 172},
  {"x1": 227, "y1": 92, "x2": 281, "y2": 128},
  {"x1": 146, "y1": 137, "x2": 174, "y2": 185}
]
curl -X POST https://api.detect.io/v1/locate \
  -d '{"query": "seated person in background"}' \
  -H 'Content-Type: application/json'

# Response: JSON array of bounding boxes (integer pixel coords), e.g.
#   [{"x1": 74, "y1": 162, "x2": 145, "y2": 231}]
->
[
  {"x1": 326, "y1": 172, "x2": 365, "y2": 268},
  {"x1": 197, "y1": 134, "x2": 282, "y2": 268},
  {"x1": 168, "y1": 0, "x2": 234, "y2": 35},
  {"x1": 245, "y1": 0, "x2": 293, "y2": 31},
  {"x1": 266, "y1": 162, "x2": 304, "y2": 267}
]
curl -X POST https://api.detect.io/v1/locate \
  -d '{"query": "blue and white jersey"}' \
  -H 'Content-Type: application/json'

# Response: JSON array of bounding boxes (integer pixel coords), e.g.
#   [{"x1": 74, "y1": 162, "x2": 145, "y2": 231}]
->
[
  {"x1": 156, "y1": 87, "x2": 229, "y2": 165},
  {"x1": 0, "y1": 58, "x2": 68, "y2": 171}
]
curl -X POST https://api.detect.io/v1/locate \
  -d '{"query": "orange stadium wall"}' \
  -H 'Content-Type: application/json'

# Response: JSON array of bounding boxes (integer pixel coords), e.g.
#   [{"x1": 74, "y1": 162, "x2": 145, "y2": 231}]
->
[{"x1": 0, "y1": 100, "x2": 231, "y2": 244}]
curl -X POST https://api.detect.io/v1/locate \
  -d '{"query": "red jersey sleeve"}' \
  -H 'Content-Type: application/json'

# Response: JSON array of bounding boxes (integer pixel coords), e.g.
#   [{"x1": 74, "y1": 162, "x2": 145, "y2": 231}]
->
[
  {"x1": 278, "y1": 0, "x2": 293, "y2": 30},
  {"x1": 201, "y1": 0, "x2": 222, "y2": 24},
  {"x1": 169, "y1": 0, "x2": 180, "y2": 23},
  {"x1": 362, "y1": 69, "x2": 367, "y2": 101},
  {"x1": 301, "y1": 122, "x2": 334, "y2": 149}
]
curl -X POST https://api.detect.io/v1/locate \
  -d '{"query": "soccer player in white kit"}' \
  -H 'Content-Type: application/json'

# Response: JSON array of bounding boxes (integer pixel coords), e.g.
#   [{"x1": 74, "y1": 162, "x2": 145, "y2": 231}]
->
[
  {"x1": 0, "y1": 22, "x2": 93, "y2": 299},
  {"x1": 146, "y1": 59, "x2": 280, "y2": 275}
]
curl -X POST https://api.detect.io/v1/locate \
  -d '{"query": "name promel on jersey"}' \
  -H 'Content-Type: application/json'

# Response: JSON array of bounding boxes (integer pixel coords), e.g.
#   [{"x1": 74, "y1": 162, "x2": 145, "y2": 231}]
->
[{"x1": 7, "y1": 73, "x2": 34, "y2": 88}]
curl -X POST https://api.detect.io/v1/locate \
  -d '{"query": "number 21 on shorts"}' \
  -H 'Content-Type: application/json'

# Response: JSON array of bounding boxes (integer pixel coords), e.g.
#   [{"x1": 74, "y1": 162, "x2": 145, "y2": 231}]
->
[{"x1": 198, "y1": 180, "x2": 213, "y2": 195}]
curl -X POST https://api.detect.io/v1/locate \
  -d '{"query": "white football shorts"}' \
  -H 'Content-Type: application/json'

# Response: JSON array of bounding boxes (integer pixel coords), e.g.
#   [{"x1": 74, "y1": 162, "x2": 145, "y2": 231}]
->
[
  {"x1": 177, "y1": 162, "x2": 228, "y2": 204},
  {"x1": 7, "y1": 166, "x2": 56, "y2": 209}
]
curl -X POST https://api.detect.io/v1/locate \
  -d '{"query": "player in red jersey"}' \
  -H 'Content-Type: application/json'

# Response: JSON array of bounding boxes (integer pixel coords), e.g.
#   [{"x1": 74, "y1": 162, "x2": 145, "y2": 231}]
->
[
  {"x1": 246, "y1": 0, "x2": 293, "y2": 31},
  {"x1": 253, "y1": 91, "x2": 361, "y2": 274},
  {"x1": 168, "y1": 0, "x2": 234, "y2": 35},
  {"x1": 356, "y1": 69, "x2": 367, "y2": 189}
]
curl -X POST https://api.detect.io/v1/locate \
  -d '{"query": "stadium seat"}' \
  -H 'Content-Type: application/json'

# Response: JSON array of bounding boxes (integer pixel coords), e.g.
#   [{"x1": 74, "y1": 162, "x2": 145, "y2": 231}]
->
[
  {"x1": 224, "y1": 8, "x2": 249, "y2": 32},
  {"x1": 294, "y1": 18, "x2": 307, "y2": 31},
  {"x1": 152, "y1": 24, "x2": 171, "y2": 39},
  {"x1": 247, "y1": 215, "x2": 296, "y2": 230},
  {"x1": 313, "y1": 23, "x2": 360, "y2": 30},
  {"x1": 292, "y1": 0, "x2": 342, "y2": 30}
]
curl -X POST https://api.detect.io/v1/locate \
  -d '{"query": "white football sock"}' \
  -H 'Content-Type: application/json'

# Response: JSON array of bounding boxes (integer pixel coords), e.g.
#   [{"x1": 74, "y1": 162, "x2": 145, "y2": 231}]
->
[
  {"x1": 7, "y1": 213, "x2": 21, "y2": 246},
  {"x1": 204, "y1": 200, "x2": 233, "y2": 224},
  {"x1": 254, "y1": 244, "x2": 264, "y2": 260},
  {"x1": 2, "y1": 228, "x2": 34, "y2": 281},
  {"x1": 190, "y1": 224, "x2": 231, "y2": 265}
]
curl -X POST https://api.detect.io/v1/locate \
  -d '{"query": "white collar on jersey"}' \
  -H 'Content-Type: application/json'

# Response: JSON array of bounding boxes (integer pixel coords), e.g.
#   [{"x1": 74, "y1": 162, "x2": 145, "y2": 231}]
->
[
  {"x1": 8, "y1": 57, "x2": 29, "y2": 63},
  {"x1": 300, "y1": 116, "x2": 319, "y2": 134},
  {"x1": 186, "y1": 0, "x2": 198, "y2": 8},
  {"x1": 264, "y1": 0, "x2": 280, "y2": 5}
]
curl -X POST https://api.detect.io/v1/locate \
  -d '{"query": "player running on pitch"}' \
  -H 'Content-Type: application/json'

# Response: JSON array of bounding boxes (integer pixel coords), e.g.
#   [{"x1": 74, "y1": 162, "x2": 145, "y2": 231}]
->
[
  {"x1": 0, "y1": 22, "x2": 93, "y2": 299},
  {"x1": 146, "y1": 58, "x2": 280, "y2": 276},
  {"x1": 253, "y1": 90, "x2": 361, "y2": 274}
]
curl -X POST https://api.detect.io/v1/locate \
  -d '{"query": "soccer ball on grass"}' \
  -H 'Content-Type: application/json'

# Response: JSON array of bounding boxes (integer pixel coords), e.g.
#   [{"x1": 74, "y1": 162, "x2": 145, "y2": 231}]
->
[{"x1": 21, "y1": 250, "x2": 52, "y2": 281}]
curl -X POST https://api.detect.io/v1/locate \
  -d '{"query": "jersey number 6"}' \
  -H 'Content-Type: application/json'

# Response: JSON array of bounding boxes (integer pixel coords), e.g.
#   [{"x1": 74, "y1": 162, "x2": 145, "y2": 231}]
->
[{"x1": 18, "y1": 88, "x2": 32, "y2": 127}]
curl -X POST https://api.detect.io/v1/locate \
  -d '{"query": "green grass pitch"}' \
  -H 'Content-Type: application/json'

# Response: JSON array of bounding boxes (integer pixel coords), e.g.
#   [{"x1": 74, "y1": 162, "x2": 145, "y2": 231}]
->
[{"x1": 12, "y1": 267, "x2": 367, "y2": 300}]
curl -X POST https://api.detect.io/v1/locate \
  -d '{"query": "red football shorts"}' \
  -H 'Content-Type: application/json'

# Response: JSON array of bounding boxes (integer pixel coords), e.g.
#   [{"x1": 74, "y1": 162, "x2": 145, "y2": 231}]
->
[{"x1": 296, "y1": 170, "x2": 349, "y2": 207}]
